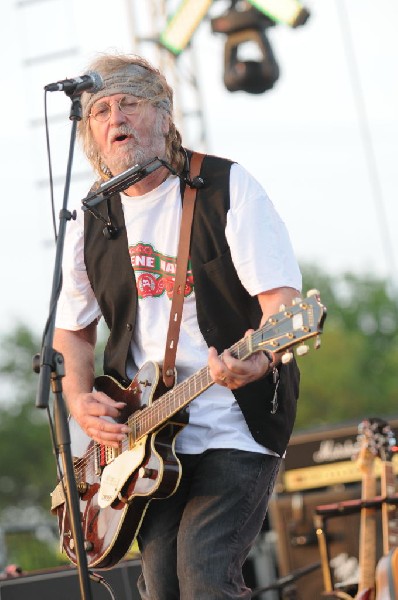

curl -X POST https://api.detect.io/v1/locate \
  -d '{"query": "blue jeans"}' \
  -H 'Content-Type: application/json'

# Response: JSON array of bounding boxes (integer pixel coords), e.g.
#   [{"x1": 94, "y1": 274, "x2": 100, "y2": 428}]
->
[{"x1": 136, "y1": 449, "x2": 281, "y2": 600}]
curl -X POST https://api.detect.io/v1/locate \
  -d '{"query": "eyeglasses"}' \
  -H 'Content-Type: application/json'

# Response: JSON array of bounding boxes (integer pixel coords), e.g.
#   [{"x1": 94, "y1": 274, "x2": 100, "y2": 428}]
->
[{"x1": 89, "y1": 96, "x2": 142, "y2": 122}]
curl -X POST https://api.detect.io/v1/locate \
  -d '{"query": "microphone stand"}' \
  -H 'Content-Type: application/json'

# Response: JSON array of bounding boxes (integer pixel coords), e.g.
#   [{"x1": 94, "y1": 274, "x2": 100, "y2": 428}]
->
[
  {"x1": 250, "y1": 561, "x2": 321, "y2": 599},
  {"x1": 34, "y1": 94, "x2": 93, "y2": 600}
]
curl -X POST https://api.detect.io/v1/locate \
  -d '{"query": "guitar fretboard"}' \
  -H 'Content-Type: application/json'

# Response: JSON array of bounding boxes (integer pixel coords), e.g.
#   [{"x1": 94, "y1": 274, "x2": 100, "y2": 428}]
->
[{"x1": 127, "y1": 333, "x2": 260, "y2": 441}]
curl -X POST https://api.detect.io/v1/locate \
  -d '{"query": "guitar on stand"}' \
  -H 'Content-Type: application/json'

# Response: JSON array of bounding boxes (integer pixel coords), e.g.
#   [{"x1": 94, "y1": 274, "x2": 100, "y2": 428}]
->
[
  {"x1": 354, "y1": 417, "x2": 385, "y2": 600},
  {"x1": 375, "y1": 421, "x2": 398, "y2": 599},
  {"x1": 319, "y1": 418, "x2": 386, "y2": 599}
]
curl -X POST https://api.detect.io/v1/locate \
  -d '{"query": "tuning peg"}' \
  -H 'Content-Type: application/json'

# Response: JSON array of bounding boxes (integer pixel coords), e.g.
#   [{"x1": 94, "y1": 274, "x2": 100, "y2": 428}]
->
[
  {"x1": 314, "y1": 336, "x2": 321, "y2": 350},
  {"x1": 306, "y1": 289, "x2": 320, "y2": 297},
  {"x1": 282, "y1": 351, "x2": 294, "y2": 364},
  {"x1": 292, "y1": 297, "x2": 302, "y2": 305},
  {"x1": 279, "y1": 303, "x2": 286, "y2": 312},
  {"x1": 296, "y1": 344, "x2": 309, "y2": 356}
]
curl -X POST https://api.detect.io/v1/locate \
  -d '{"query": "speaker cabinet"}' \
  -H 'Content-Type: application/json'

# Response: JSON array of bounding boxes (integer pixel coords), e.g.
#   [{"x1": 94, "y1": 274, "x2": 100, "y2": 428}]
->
[
  {"x1": 269, "y1": 484, "x2": 382, "y2": 599},
  {"x1": 0, "y1": 559, "x2": 141, "y2": 600}
]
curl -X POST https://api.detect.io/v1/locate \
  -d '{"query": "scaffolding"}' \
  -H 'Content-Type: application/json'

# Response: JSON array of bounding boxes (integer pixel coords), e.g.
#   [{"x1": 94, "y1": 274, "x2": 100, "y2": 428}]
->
[
  {"x1": 15, "y1": 0, "x2": 207, "y2": 202},
  {"x1": 127, "y1": 0, "x2": 208, "y2": 151}
]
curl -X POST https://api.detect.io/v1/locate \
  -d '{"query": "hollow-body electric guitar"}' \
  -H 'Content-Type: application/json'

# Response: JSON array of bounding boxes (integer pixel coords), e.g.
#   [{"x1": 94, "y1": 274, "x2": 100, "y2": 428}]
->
[{"x1": 51, "y1": 290, "x2": 326, "y2": 569}]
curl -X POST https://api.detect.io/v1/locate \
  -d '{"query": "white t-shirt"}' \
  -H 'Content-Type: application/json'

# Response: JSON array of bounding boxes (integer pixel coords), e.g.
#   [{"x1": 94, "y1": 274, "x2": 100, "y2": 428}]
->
[{"x1": 56, "y1": 163, "x2": 302, "y2": 456}]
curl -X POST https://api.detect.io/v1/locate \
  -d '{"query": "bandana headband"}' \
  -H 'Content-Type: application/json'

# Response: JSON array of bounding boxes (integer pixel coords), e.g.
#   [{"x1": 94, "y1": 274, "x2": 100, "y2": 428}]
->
[{"x1": 81, "y1": 63, "x2": 172, "y2": 119}]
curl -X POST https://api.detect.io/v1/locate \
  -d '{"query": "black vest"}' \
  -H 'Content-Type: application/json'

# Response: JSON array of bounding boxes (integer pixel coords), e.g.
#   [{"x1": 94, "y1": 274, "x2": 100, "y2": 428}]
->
[{"x1": 84, "y1": 153, "x2": 299, "y2": 455}]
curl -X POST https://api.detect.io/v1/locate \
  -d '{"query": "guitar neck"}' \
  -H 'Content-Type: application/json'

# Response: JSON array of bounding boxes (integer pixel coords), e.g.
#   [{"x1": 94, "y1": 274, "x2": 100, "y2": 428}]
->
[
  {"x1": 129, "y1": 364, "x2": 213, "y2": 441},
  {"x1": 358, "y1": 464, "x2": 378, "y2": 594},
  {"x1": 128, "y1": 322, "x2": 275, "y2": 440},
  {"x1": 380, "y1": 461, "x2": 398, "y2": 555},
  {"x1": 128, "y1": 324, "x2": 288, "y2": 440},
  {"x1": 126, "y1": 292, "x2": 325, "y2": 442},
  {"x1": 129, "y1": 333, "x2": 254, "y2": 441}
]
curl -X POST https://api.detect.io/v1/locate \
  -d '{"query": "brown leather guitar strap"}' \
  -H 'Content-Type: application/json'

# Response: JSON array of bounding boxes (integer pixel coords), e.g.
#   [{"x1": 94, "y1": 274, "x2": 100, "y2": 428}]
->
[{"x1": 162, "y1": 151, "x2": 205, "y2": 388}]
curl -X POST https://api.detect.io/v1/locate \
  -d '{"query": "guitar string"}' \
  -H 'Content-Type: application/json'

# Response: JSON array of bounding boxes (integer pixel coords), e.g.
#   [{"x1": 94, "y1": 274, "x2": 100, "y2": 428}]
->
[
  {"x1": 70, "y1": 309, "x2": 313, "y2": 480},
  {"x1": 70, "y1": 316, "x2": 281, "y2": 478},
  {"x1": 71, "y1": 305, "x2": 317, "y2": 480}
]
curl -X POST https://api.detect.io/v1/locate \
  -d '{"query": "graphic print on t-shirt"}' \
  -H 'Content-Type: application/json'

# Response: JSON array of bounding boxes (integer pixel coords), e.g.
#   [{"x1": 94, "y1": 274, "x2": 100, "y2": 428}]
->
[{"x1": 129, "y1": 242, "x2": 194, "y2": 300}]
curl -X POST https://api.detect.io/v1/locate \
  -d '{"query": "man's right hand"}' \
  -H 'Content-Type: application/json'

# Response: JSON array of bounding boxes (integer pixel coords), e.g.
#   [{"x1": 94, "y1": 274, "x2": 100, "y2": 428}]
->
[
  {"x1": 54, "y1": 323, "x2": 130, "y2": 449},
  {"x1": 69, "y1": 390, "x2": 131, "y2": 448}
]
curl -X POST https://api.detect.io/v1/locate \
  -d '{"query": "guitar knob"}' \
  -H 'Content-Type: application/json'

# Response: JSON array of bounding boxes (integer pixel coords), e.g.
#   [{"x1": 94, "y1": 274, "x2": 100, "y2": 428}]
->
[
  {"x1": 69, "y1": 538, "x2": 93, "y2": 552},
  {"x1": 296, "y1": 344, "x2": 309, "y2": 356},
  {"x1": 282, "y1": 351, "x2": 294, "y2": 364},
  {"x1": 306, "y1": 289, "x2": 320, "y2": 297}
]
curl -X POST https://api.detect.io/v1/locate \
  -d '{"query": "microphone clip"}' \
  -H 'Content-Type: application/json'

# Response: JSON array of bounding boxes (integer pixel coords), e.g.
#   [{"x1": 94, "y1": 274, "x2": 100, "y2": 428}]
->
[
  {"x1": 102, "y1": 225, "x2": 119, "y2": 240},
  {"x1": 181, "y1": 148, "x2": 205, "y2": 190},
  {"x1": 185, "y1": 176, "x2": 205, "y2": 189}
]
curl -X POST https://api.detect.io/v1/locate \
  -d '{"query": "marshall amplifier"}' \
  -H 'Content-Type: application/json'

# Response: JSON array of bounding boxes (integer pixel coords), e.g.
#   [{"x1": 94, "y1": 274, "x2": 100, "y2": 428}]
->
[
  {"x1": 276, "y1": 417, "x2": 398, "y2": 493},
  {"x1": 269, "y1": 417, "x2": 398, "y2": 599}
]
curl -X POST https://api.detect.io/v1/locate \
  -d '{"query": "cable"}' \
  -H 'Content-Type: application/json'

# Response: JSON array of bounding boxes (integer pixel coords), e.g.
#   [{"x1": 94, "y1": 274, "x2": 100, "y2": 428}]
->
[
  {"x1": 335, "y1": 0, "x2": 397, "y2": 281},
  {"x1": 251, "y1": 560, "x2": 321, "y2": 597},
  {"x1": 43, "y1": 91, "x2": 58, "y2": 242},
  {"x1": 89, "y1": 571, "x2": 117, "y2": 600}
]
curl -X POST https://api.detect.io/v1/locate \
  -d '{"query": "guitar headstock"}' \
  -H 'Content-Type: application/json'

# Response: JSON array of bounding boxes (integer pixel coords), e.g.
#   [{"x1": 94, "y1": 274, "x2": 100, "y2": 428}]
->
[
  {"x1": 356, "y1": 417, "x2": 396, "y2": 468},
  {"x1": 253, "y1": 289, "x2": 327, "y2": 362}
]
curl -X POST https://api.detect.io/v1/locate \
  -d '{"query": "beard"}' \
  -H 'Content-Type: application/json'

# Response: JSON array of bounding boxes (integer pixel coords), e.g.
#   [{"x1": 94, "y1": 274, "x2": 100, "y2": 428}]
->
[{"x1": 101, "y1": 120, "x2": 166, "y2": 176}]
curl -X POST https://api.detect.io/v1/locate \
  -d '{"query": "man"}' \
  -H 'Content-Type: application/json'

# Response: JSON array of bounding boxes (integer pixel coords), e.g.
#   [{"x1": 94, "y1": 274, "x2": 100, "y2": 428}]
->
[{"x1": 54, "y1": 53, "x2": 302, "y2": 599}]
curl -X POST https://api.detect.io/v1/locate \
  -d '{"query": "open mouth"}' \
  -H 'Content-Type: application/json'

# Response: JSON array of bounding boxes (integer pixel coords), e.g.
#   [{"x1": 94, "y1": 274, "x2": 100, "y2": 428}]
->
[{"x1": 113, "y1": 134, "x2": 130, "y2": 143}]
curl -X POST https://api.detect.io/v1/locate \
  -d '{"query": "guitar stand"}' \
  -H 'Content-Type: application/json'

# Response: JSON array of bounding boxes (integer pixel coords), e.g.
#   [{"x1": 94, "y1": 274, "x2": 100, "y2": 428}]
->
[
  {"x1": 250, "y1": 560, "x2": 321, "y2": 599},
  {"x1": 313, "y1": 494, "x2": 398, "y2": 596}
]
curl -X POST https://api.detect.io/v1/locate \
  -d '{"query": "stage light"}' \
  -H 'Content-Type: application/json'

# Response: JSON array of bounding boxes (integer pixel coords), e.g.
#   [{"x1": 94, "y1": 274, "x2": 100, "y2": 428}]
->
[
  {"x1": 158, "y1": 0, "x2": 309, "y2": 95},
  {"x1": 223, "y1": 29, "x2": 279, "y2": 94},
  {"x1": 247, "y1": 0, "x2": 310, "y2": 28},
  {"x1": 211, "y1": 4, "x2": 279, "y2": 94},
  {"x1": 159, "y1": 0, "x2": 213, "y2": 56}
]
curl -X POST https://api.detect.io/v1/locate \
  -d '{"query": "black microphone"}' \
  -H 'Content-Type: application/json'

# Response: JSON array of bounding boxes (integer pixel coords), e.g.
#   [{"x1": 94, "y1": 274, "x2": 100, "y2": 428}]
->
[
  {"x1": 44, "y1": 71, "x2": 103, "y2": 95},
  {"x1": 82, "y1": 158, "x2": 169, "y2": 209}
]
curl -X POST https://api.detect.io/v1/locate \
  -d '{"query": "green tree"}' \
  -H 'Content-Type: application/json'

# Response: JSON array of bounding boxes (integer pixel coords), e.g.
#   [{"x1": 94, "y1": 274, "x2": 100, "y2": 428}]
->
[
  {"x1": 0, "y1": 325, "x2": 55, "y2": 515},
  {"x1": 0, "y1": 322, "x2": 107, "y2": 517},
  {"x1": 0, "y1": 323, "x2": 106, "y2": 570},
  {"x1": 297, "y1": 266, "x2": 398, "y2": 429},
  {"x1": 0, "y1": 325, "x2": 63, "y2": 569}
]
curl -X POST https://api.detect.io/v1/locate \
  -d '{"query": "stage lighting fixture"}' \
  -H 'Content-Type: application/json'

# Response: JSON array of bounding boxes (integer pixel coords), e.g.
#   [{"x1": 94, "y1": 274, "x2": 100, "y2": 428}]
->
[
  {"x1": 159, "y1": 0, "x2": 213, "y2": 56},
  {"x1": 247, "y1": 0, "x2": 310, "y2": 28},
  {"x1": 223, "y1": 29, "x2": 279, "y2": 94},
  {"x1": 211, "y1": 4, "x2": 279, "y2": 94}
]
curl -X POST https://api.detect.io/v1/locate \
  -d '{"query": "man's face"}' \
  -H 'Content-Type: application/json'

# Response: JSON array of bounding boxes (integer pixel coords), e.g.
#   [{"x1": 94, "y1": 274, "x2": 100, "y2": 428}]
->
[{"x1": 88, "y1": 93, "x2": 169, "y2": 176}]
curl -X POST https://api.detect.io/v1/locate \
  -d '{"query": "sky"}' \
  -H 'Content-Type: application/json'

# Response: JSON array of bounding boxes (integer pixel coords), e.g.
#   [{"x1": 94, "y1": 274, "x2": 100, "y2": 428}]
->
[{"x1": 1, "y1": 0, "x2": 397, "y2": 339}]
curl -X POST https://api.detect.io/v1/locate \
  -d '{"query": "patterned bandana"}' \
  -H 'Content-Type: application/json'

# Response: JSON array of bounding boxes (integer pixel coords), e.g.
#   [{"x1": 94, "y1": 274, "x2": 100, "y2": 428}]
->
[{"x1": 81, "y1": 63, "x2": 172, "y2": 119}]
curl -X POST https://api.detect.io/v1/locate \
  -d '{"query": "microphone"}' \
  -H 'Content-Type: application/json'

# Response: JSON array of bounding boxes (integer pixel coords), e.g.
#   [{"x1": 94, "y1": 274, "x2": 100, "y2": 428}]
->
[
  {"x1": 44, "y1": 71, "x2": 103, "y2": 95},
  {"x1": 82, "y1": 157, "x2": 170, "y2": 209}
]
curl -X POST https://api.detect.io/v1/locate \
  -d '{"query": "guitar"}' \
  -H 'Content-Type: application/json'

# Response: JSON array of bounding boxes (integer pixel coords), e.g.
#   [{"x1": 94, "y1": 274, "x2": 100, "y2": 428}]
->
[
  {"x1": 375, "y1": 422, "x2": 398, "y2": 599},
  {"x1": 355, "y1": 418, "x2": 392, "y2": 600},
  {"x1": 51, "y1": 290, "x2": 326, "y2": 569}
]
